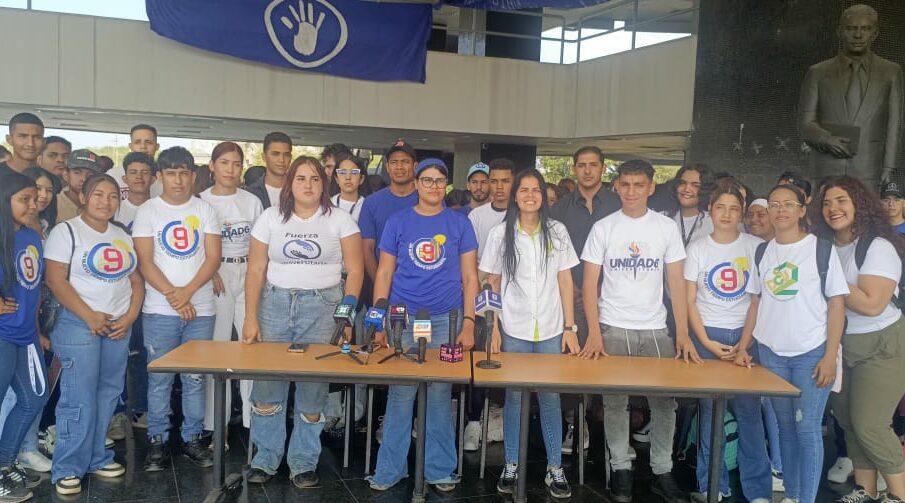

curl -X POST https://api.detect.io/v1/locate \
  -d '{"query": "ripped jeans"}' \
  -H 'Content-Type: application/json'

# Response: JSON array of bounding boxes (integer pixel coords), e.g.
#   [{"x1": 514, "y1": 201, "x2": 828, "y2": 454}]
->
[
  {"x1": 758, "y1": 343, "x2": 832, "y2": 503},
  {"x1": 249, "y1": 283, "x2": 340, "y2": 476},
  {"x1": 142, "y1": 314, "x2": 215, "y2": 443}
]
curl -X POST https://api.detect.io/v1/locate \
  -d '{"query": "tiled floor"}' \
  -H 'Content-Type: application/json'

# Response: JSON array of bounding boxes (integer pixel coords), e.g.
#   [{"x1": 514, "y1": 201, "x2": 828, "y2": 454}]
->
[{"x1": 26, "y1": 416, "x2": 856, "y2": 502}]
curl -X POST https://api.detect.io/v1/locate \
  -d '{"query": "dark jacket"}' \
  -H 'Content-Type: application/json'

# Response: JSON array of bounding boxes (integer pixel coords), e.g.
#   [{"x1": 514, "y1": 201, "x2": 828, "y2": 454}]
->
[{"x1": 245, "y1": 178, "x2": 273, "y2": 209}]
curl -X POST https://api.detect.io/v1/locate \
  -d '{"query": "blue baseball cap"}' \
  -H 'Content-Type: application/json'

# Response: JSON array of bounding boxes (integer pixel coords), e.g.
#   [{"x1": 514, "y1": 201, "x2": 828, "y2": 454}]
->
[
  {"x1": 415, "y1": 158, "x2": 448, "y2": 178},
  {"x1": 466, "y1": 162, "x2": 490, "y2": 180}
]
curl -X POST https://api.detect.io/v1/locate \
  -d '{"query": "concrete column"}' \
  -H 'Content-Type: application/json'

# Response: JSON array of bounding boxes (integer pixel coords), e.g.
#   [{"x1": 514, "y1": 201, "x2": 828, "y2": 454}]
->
[
  {"x1": 453, "y1": 142, "x2": 482, "y2": 189},
  {"x1": 457, "y1": 9, "x2": 486, "y2": 56}
]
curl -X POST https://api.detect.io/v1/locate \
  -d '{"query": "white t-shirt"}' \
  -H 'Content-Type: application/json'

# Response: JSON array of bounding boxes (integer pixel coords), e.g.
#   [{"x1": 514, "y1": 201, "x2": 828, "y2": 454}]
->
[
  {"x1": 684, "y1": 233, "x2": 763, "y2": 329},
  {"x1": 835, "y1": 237, "x2": 902, "y2": 334},
  {"x1": 115, "y1": 198, "x2": 142, "y2": 231},
  {"x1": 132, "y1": 197, "x2": 221, "y2": 316},
  {"x1": 107, "y1": 165, "x2": 129, "y2": 200},
  {"x1": 468, "y1": 202, "x2": 507, "y2": 260},
  {"x1": 265, "y1": 184, "x2": 282, "y2": 208},
  {"x1": 581, "y1": 209, "x2": 686, "y2": 329},
  {"x1": 44, "y1": 217, "x2": 137, "y2": 318},
  {"x1": 331, "y1": 194, "x2": 364, "y2": 223},
  {"x1": 673, "y1": 211, "x2": 714, "y2": 246},
  {"x1": 751, "y1": 234, "x2": 849, "y2": 356},
  {"x1": 250, "y1": 206, "x2": 360, "y2": 290},
  {"x1": 200, "y1": 188, "x2": 263, "y2": 258},
  {"x1": 480, "y1": 220, "x2": 579, "y2": 341}
]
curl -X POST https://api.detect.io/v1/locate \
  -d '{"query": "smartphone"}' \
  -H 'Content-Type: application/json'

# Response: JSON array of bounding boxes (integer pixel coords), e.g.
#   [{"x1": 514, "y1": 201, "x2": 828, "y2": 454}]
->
[{"x1": 287, "y1": 342, "x2": 308, "y2": 353}]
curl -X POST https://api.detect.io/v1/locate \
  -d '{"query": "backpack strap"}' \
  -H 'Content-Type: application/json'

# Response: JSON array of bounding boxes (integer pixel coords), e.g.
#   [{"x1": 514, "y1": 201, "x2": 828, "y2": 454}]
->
[
  {"x1": 754, "y1": 241, "x2": 767, "y2": 276},
  {"x1": 65, "y1": 222, "x2": 75, "y2": 282},
  {"x1": 854, "y1": 234, "x2": 875, "y2": 270},
  {"x1": 815, "y1": 236, "x2": 832, "y2": 300}
]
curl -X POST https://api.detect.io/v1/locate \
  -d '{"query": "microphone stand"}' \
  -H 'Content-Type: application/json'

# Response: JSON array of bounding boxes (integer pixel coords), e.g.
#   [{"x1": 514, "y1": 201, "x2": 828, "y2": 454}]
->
[
  {"x1": 316, "y1": 321, "x2": 365, "y2": 365},
  {"x1": 378, "y1": 320, "x2": 419, "y2": 364}
]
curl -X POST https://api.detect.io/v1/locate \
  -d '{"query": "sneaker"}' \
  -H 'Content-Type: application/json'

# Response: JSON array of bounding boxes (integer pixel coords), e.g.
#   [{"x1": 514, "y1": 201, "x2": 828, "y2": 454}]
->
[
  {"x1": 366, "y1": 475, "x2": 401, "y2": 491},
  {"x1": 836, "y1": 486, "x2": 881, "y2": 503},
  {"x1": 545, "y1": 465, "x2": 571, "y2": 499},
  {"x1": 883, "y1": 495, "x2": 904, "y2": 503},
  {"x1": 375, "y1": 415, "x2": 385, "y2": 444},
  {"x1": 828, "y1": 457, "x2": 854, "y2": 484},
  {"x1": 108, "y1": 412, "x2": 127, "y2": 441},
  {"x1": 39, "y1": 426, "x2": 55, "y2": 455},
  {"x1": 291, "y1": 471, "x2": 319, "y2": 489},
  {"x1": 144, "y1": 437, "x2": 169, "y2": 472},
  {"x1": 131, "y1": 413, "x2": 148, "y2": 429},
  {"x1": 105, "y1": 436, "x2": 115, "y2": 448},
  {"x1": 463, "y1": 421, "x2": 482, "y2": 452},
  {"x1": 7, "y1": 466, "x2": 38, "y2": 490},
  {"x1": 610, "y1": 469, "x2": 633, "y2": 503},
  {"x1": 879, "y1": 476, "x2": 888, "y2": 493},
  {"x1": 55, "y1": 475, "x2": 81, "y2": 495},
  {"x1": 182, "y1": 439, "x2": 213, "y2": 468},
  {"x1": 0, "y1": 468, "x2": 32, "y2": 503},
  {"x1": 486, "y1": 405, "x2": 504, "y2": 443},
  {"x1": 632, "y1": 421, "x2": 651, "y2": 443},
  {"x1": 246, "y1": 468, "x2": 272, "y2": 484},
  {"x1": 628, "y1": 445, "x2": 637, "y2": 461},
  {"x1": 651, "y1": 472, "x2": 686, "y2": 503},
  {"x1": 497, "y1": 463, "x2": 517, "y2": 494},
  {"x1": 15, "y1": 452, "x2": 50, "y2": 474},
  {"x1": 780, "y1": 499, "x2": 798, "y2": 503},
  {"x1": 90, "y1": 462, "x2": 125, "y2": 478},
  {"x1": 773, "y1": 471, "x2": 785, "y2": 492},
  {"x1": 432, "y1": 481, "x2": 456, "y2": 492},
  {"x1": 562, "y1": 422, "x2": 575, "y2": 455},
  {"x1": 690, "y1": 492, "x2": 722, "y2": 503}
]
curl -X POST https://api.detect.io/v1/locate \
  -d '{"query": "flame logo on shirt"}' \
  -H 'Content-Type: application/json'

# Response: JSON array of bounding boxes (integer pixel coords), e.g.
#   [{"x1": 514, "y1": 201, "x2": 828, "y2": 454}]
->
[{"x1": 628, "y1": 242, "x2": 641, "y2": 258}]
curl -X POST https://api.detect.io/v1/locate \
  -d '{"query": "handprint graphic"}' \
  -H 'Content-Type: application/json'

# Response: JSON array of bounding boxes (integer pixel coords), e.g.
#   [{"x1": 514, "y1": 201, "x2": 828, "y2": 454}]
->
[
  {"x1": 280, "y1": 1, "x2": 324, "y2": 56},
  {"x1": 265, "y1": 0, "x2": 348, "y2": 69}
]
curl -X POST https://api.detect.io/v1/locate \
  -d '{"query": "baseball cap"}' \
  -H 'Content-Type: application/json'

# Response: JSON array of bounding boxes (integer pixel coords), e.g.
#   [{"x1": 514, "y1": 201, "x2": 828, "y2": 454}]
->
[
  {"x1": 385, "y1": 138, "x2": 416, "y2": 162},
  {"x1": 68, "y1": 149, "x2": 100, "y2": 172},
  {"x1": 415, "y1": 158, "x2": 448, "y2": 178},
  {"x1": 880, "y1": 181, "x2": 903, "y2": 199},
  {"x1": 466, "y1": 162, "x2": 490, "y2": 180}
]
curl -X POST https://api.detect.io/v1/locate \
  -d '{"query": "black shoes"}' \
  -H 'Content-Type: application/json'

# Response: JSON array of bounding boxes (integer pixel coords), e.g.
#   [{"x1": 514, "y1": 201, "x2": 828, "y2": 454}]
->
[
  {"x1": 651, "y1": 472, "x2": 687, "y2": 503},
  {"x1": 545, "y1": 465, "x2": 572, "y2": 499},
  {"x1": 246, "y1": 468, "x2": 273, "y2": 484},
  {"x1": 291, "y1": 471, "x2": 319, "y2": 489},
  {"x1": 836, "y1": 486, "x2": 881, "y2": 503},
  {"x1": 144, "y1": 436, "x2": 170, "y2": 472},
  {"x1": 496, "y1": 463, "x2": 517, "y2": 494},
  {"x1": 610, "y1": 469, "x2": 633, "y2": 503},
  {"x1": 182, "y1": 438, "x2": 214, "y2": 468},
  {"x1": 0, "y1": 467, "x2": 32, "y2": 503}
]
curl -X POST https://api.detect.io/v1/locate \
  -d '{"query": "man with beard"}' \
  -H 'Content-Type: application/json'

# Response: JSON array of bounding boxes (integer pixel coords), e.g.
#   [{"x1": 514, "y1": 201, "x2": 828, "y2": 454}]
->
[{"x1": 463, "y1": 162, "x2": 490, "y2": 215}]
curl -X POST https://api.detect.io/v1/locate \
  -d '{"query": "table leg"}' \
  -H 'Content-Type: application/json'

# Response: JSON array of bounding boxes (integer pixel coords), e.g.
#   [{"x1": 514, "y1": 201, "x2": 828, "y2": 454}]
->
[
  {"x1": 515, "y1": 388, "x2": 530, "y2": 503},
  {"x1": 213, "y1": 375, "x2": 226, "y2": 488},
  {"x1": 479, "y1": 395, "x2": 489, "y2": 479},
  {"x1": 707, "y1": 397, "x2": 727, "y2": 503},
  {"x1": 343, "y1": 385, "x2": 352, "y2": 469},
  {"x1": 365, "y1": 385, "x2": 374, "y2": 475},
  {"x1": 458, "y1": 388, "x2": 465, "y2": 477},
  {"x1": 579, "y1": 395, "x2": 586, "y2": 486},
  {"x1": 413, "y1": 382, "x2": 428, "y2": 503}
]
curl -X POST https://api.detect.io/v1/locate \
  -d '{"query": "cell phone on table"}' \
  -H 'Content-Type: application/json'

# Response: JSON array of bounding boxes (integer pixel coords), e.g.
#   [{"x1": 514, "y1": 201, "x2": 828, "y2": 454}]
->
[{"x1": 287, "y1": 342, "x2": 308, "y2": 353}]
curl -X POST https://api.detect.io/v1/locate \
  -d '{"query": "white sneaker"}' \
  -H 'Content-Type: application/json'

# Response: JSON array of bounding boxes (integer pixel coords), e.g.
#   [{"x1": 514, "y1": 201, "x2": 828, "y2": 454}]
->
[
  {"x1": 107, "y1": 412, "x2": 127, "y2": 441},
  {"x1": 879, "y1": 475, "x2": 888, "y2": 493},
  {"x1": 561, "y1": 423, "x2": 575, "y2": 455},
  {"x1": 486, "y1": 405, "x2": 504, "y2": 443},
  {"x1": 17, "y1": 451, "x2": 51, "y2": 473},
  {"x1": 40, "y1": 425, "x2": 56, "y2": 455},
  {"x1": 772, "y1": 471, "x2": 785, "y2": 492},
  {"x1": 105, "y1": 436, "x2": 115, "y2": 448},
  {"x1": 463, "y1": 421, "x2": 481, "y2": 452},
  {"x1": 827, "y1": 456, "x2": 853, "y2": 484},
  {"x1": 780, "y1": 498, "x2": 799, "y2": 503},
  {"x1": 375, "y1": 416, "x2": 385, "y2": 444},
  {"x1": 581, "y1": 421, "x2": 589, "y2": 450}
]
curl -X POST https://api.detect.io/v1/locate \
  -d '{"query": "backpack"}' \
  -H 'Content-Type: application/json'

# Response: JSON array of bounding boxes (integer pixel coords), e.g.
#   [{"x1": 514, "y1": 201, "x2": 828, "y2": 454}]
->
[
  {"x1": 854, "y1": 235, "x2": 905, "y2": 315},
  {"x1": 679, "y1": 408, "x2": 739, "y2": 471},
  {"x1": 754, "y1": 236, "x2": 833, "y2": 299}
]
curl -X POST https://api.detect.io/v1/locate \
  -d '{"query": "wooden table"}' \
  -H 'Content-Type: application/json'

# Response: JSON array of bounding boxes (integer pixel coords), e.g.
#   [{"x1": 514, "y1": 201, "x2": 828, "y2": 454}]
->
[
  {"x1": 149, "y1": 341, "x2": 472, "y2": 503},
  {"x1": 472, "y1": 352, "x2": 800, "y2": 503}
]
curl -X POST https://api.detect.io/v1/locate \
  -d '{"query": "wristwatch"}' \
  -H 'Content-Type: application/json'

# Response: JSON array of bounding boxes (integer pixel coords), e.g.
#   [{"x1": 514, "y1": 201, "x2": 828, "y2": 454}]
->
[{"x1": 564, "y1": 324, "x2": 578, "y2": 333}]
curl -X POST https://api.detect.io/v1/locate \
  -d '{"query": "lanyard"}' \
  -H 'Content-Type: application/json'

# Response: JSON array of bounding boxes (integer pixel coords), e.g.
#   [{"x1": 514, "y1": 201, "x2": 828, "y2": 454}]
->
[
  {"x1": 679, "y1": 212, "x2": 703, "y2": 248},
  {"x1": 27, "y1": 343, "x2": 46, "y2": 397},
  {"x1": 335, "y1": 196, "x2": 359, "y2": 215}
]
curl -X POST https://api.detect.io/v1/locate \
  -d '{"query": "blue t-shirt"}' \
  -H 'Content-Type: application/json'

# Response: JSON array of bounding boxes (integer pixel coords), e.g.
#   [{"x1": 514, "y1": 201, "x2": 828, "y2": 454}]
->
[
  {"x1": 896, "y1": 222, "x2": 905, "y2": 235},
  {"x1": 378, "y1": 207, "x2": 478, "y2": 315},
  {"x1": 358, "y1": 187, "x2": 418, "y2": 248},
  {"x1": 0, "y1": 228, "x2": 44, "y2": 345}
]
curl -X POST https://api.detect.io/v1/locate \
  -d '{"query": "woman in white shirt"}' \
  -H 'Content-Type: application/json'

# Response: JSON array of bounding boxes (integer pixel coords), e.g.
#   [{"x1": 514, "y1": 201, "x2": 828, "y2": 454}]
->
[
  {"x1": 199, "y1": 142, "x2": 263, "y2": 435},
  {"x1": 242, "y1": 156, "x2": 363, "y2": 489},
  {"x1": 815, "y1": 176, "x2": 905, "y2": 503},
  {"x1": 685, "y1": 184, "x2": 771, "y2": 502},
  {"x1": 329, "y1": 153, "x2": 367, "y2": 223},
  {"x1": 44, "y1": 174, "x2": 144, "y2": 495},
  {"x1": 668, "y1": 165, "x2": 713, "y2": 247},
  {"x1": 734, "y1": 183, "x2": 848, "y2": 503},
  {"x1": 480, "y1": 169, "x2": 579, "y2": 499}
]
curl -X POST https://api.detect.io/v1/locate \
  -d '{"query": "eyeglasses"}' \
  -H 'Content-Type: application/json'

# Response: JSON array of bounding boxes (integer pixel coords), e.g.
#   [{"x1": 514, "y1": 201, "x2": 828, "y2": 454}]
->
[
  {"x1": 418, "y1": 176, "x2": 448, "y2": 188},
  {"x1": 336, "y1": 168, "x2": 361, "y2": 176},
  {"x1": 767, "y1": 201, "x2": 803, "y2": 212}
]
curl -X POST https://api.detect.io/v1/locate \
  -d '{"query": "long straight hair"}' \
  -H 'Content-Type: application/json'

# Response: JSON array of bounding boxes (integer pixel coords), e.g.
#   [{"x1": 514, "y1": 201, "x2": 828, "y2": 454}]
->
[
  {"x1": 279, "y1": 156, "x2": 333, "y2": 223},
  {"x1": 502, "y1": 169, "x2": 554, "y2": 287},
  {"x1": 23, "y1": 166, "x2": 61, "y2": 228},
  {"x1": 0, "y1": 173, "x2": 37, "y2": 297}
]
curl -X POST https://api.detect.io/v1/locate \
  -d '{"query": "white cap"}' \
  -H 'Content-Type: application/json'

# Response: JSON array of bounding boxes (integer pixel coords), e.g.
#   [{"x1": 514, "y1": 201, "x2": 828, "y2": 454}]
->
[{"x1": 749, "y1": 198, "x2": 768, "y2": 209}]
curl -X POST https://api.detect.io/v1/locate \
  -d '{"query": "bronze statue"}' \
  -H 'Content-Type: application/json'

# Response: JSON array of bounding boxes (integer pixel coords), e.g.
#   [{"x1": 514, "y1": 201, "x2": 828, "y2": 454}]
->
[{"x1": 799, "y1": 4, "x2": 903, "y2": 189}]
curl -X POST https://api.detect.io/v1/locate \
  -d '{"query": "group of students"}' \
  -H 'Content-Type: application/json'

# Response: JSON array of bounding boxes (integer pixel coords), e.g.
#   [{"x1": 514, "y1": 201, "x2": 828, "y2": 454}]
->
[{"x1": 0, "y1": 111, "x2": 903, "y2": 503}]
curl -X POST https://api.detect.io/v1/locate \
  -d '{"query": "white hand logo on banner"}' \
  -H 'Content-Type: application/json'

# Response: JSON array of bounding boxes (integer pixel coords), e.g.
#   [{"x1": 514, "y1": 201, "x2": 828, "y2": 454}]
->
[{"x1": 265, "y1": 0, "x2": 347, "y2": 68}]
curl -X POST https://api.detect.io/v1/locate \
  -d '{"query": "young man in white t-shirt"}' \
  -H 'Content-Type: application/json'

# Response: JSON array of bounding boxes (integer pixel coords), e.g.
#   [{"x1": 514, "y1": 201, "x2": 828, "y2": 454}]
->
[
  {"x1": 132, "y1": 147, "x2": 222, "y2": 472},
  {"x1": 115, "y1": 152, "x2": 156, "y2": 230},
  {"x1": 580, "y1": 160, "x2": 700, "y2": 503},
  {"x1": 468, "y1": 158, "x2": 514, "y2": 260}
]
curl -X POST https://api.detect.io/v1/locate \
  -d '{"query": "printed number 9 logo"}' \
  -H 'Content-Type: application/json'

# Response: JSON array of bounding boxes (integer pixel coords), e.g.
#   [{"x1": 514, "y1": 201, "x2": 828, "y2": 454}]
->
[
  {"x1": 720, "y1": 268, "x2": 737, "y2": 291},
  {"x1": 103, "y1": 248, "x2": 123, "y2": 272},
  {"x1": 172, "y1": 226, "x2": 190, "y2": 250}
]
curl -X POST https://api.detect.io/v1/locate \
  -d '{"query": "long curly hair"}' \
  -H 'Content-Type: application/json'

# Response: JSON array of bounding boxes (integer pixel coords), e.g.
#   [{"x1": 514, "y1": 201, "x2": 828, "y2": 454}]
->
[{"x1": 811, "y1": 176, "x2": 905, "y2": 256}]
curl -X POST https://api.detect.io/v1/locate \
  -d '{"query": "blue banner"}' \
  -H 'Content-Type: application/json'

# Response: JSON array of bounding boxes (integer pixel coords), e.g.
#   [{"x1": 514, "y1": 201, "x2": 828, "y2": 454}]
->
[
  {"x1": 441, "y1": 0, "x2": 609, "y2": 8},
  {"x1": 146, "y1": 0, "x2": 432, "y2": 83}
]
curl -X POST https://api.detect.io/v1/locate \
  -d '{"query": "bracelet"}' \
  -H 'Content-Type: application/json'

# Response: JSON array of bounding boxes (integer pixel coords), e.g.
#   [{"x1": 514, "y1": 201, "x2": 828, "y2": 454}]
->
[{"x1": 463, "y1": 316, "x2": 476, "y2": 323}]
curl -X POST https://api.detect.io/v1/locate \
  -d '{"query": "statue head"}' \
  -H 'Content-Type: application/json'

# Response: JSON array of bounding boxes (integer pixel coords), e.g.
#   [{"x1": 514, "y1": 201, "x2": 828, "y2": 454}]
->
[{"x1": 837, "y1": 4, "x2": 879, "y2": 57}]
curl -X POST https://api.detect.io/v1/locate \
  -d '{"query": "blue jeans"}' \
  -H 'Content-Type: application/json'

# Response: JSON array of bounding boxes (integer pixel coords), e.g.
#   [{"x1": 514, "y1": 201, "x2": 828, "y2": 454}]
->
[
  {"x1": 762, "y1": 398, "x2": 783, "y2": 473},
  {"x1": 50, "y1": 309, "x2": 130, "y2": 482},
  {"x1": 143, "y1": 313, "x2": 215, "y2": 442},
  {"x1": 0, "y1": 339, "x2": 48, "y2": 467},
  {"x1": 758, "y1": 343, "x2": 833, "y2": 503},
  {"x1": 117, "y1": 315, "x2": 147, "y2": 415},
  {"x1": 692, "y1": 327, "x2": 771, "y2": 500},
  {"x1": 249, "y1": 283, "x2": 340, "y2": 476},
  {"x1": 0, "y1": 390, "x2": 40, "y2": 454},
  {"x1": 502, "y1": 333, "x2": 562, "y2": 466},
  {"x1": 369, "y1": 310, "x2": 461, "y2": 487}
]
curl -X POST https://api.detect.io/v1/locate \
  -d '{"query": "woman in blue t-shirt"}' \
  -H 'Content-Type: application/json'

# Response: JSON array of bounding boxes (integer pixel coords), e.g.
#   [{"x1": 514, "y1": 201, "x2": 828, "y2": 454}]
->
[
  {"x1": 0, "y1": 173, "x2": 49, "y2": 501},
  {"x1": 367, "y1": 158, "x2": 479, "y2": 492}
]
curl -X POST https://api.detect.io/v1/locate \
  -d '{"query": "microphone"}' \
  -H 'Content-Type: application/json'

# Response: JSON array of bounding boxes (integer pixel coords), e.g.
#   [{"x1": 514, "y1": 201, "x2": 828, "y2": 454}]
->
[
  {"x1": 440, "y1": 309, "x2": 463, "y2": 363},
  {"x1": 475, "y1": 284, "x2": 503, "y2": 369},
  {"x1": 361, "y1": 298, "x2": 388, "y2": 352},
  {"x1": 389, "y1": 305, "x2": 407, "y2": 353},
  {"x1": 448, "y1": 310, "x2": 458, "y2": 346},
  {"x1": 329, "y1": 295, "x2": 358, "y2": 345},
  {"x1": 412, "y1": 309, "x2": 431, "y2": 363}
]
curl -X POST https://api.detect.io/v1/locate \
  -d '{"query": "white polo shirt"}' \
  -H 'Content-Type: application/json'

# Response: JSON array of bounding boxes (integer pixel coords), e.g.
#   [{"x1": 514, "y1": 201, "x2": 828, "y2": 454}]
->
[{"x1": 835, "y1": 237, "x2": 902, "y2": 334}]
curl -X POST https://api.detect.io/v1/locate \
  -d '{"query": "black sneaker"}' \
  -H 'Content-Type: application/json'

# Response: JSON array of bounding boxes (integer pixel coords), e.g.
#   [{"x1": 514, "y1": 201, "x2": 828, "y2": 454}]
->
[
  {"x1": 7, "y1": 466, "x2": 39, "y2": 489},
  {"x1": 610, "y1": 469, "x2": 633, "y2": 503},
  {"x1": 497, "y1": 463, "x2": 517, "y2": 494},
  {"x1": 884, "y1": 494, "x2": 904, "y2": 503},
  {"x1": 182, "y1": 438, "x2": 213, "y2": 468},
  {"x1": 0, "y1": 468, "x2": 32, "y2": 503},
  {"x1": 144, "y1": 436, "x2": 170, "y2": 472},
  {"x1": 246, "y1": 468, "x2": 273, "y2": 484},
  {"x1": 651, "y1": 472, "x2": 686, "y2": 503},
  {"x1": 545, "y1": 465, "x2": 571, "y2": 499},
  {"x1": 836, "y1": 486, "x2": 881, "y2": 503},
  {"x1": 291, "y1": 471, "x2": 319, "y2": 489}
]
